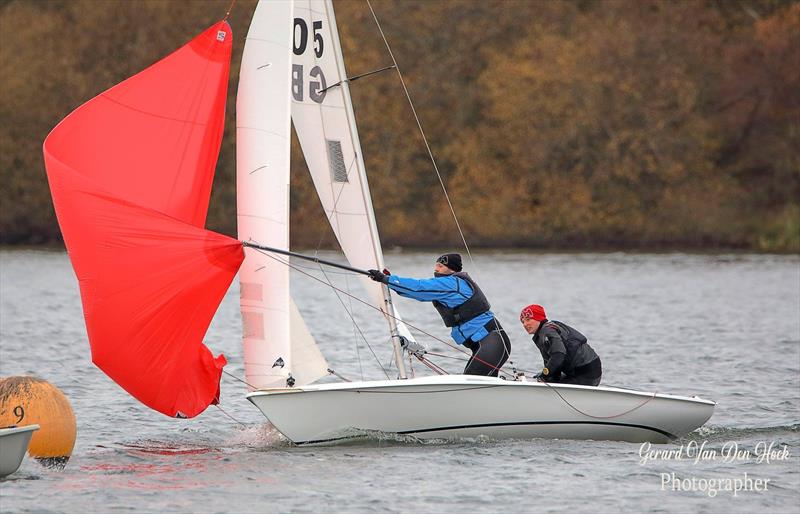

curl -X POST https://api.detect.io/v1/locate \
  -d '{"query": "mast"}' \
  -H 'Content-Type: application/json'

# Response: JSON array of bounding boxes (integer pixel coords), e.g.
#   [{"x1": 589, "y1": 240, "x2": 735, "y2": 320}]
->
[{"x1": 323, "y1": 0, "x2": 407, "y2": 379}]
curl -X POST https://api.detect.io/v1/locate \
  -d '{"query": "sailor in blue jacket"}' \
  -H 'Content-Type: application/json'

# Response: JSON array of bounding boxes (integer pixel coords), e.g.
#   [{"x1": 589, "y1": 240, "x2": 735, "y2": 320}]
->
[{"x1": 368, "y1": 253, "x2": 510, "y2": 376}]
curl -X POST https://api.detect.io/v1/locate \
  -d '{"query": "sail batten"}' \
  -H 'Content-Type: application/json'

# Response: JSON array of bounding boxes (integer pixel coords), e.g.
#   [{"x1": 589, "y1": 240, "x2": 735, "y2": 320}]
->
[{"x1": 44, "y1": 21, "x2": 241, "y2": 418}]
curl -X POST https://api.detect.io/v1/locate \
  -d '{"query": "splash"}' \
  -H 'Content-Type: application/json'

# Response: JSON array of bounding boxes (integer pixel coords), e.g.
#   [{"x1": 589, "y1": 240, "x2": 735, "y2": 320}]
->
[
  {"x1": 685, "y1": 423, "x2": 799, "y2": 442},
  {"x1": 226, "y1": 423, "x2": 293, "y2": 449}
]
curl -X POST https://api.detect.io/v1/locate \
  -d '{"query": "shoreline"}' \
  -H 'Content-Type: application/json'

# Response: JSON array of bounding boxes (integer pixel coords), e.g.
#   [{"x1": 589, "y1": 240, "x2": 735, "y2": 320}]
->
[{"x1": 2, "y1": 243, "x2": 798, "y2": 256}]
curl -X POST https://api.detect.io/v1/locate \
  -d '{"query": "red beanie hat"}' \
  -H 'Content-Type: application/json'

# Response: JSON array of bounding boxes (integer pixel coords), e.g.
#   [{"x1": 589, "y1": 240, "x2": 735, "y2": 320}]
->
[{"x1": 520, "y1": 304, "x2": 546, "y2": 322}]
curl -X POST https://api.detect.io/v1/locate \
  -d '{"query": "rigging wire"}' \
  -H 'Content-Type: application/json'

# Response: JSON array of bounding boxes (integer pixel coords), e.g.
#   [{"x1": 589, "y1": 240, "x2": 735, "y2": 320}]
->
[
  {"x1": 302, "y1": 36, "x2": 379, "y2": 379},
  {"x1": 319, "y1": 263, "x2": 375, "y2": 380},
  {"x1": 365, "y1": 0, "x2": 477, "y2": 273},
  {"x1": 360, "y1": 4, "x2": 651, "y2": 421},
  {"x1": 240, "y1": 3, "x2": 511, "y2": 380},
  {"x1": 346, "y1": 272, "x2": 366, "y2": 381},
  {"x1": 363, "y1": 0, "x2": 516, "y2": 376},
  {"x1": 363, "y1": 1, "x2": 526, "y2": 383},
  {"x1": 305, "y1": 166, "x2": 370, "y2": 380},
  {"x1": 287, "y1": 258, "x2": 355, "y2": 275},
  {"x1": 253, "y1": 247, "x2": 392, "y2": 379},
  {"x1": 252, "y1": 246, "x2": 517, "y2": 379},
  {"x1": 222, "y1": 5, "x2": 659, "y2": 421}
]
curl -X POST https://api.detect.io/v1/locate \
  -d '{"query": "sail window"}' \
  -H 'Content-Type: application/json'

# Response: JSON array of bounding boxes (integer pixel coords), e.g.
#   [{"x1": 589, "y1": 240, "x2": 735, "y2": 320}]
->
[{"x1": 326, "y1": 140, "x2": 348, "y2": 183}]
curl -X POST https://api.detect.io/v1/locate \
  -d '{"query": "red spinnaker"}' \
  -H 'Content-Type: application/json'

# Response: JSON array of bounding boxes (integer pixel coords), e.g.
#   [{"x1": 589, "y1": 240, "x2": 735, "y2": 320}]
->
[{"x1": 43, "y1": 22, "x2": 243, "y2": 418}]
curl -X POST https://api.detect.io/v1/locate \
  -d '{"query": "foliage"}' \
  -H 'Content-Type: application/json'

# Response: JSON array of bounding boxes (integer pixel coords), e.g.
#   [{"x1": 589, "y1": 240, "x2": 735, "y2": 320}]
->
[{"x1": 0, "y1": 0, "x2": 797, "y2": 251}]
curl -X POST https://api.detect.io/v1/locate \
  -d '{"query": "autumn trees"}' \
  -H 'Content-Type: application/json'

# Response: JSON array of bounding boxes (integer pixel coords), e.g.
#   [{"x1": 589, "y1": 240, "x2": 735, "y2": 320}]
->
[{"x1": 1, "y1": 0, "x2": 797, "y2": 250}]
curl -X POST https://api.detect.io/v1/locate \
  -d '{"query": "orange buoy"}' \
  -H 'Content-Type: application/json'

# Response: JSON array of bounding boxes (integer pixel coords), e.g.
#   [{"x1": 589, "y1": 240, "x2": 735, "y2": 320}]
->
[{"x1": 0, "y1": 376, "x2": 76, "y2": 468}]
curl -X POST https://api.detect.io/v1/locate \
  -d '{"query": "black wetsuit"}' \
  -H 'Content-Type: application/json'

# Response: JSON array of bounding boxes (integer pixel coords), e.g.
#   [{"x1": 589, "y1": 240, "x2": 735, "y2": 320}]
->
[
  {"x1": 463, "y1": 319, "x2": 511, "y2": 377},
  {"x1": 385, "y1": 271, "x2": 510, "y2": 377},
  {"x1": 532, "y1": 319, "x2": 601, "y2": 386}
]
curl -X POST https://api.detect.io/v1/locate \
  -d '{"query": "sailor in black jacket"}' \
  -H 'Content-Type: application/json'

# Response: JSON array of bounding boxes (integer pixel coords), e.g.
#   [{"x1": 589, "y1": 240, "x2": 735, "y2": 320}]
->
[{"x1": 520, "y1": 304, "x2": 602, "y2": 386}]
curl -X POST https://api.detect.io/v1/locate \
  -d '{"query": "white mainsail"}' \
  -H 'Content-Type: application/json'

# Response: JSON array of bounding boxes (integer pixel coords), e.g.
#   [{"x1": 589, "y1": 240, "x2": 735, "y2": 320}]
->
[
  {"x1": 291, "y1": 0, "x2": 415, "y2": 346},
  {"x1": 237, "y1": 0, "x2": 328, "y2": 389}
]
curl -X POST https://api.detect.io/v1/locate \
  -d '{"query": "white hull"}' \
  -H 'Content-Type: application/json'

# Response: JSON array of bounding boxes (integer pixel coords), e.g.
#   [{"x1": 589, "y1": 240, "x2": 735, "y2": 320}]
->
[
  {"x1": 0, "y1": 425, "x2": 39, "y2": 478},
  {"x1": 247, "y1": 375, "x2": 714, "y2": 445}
]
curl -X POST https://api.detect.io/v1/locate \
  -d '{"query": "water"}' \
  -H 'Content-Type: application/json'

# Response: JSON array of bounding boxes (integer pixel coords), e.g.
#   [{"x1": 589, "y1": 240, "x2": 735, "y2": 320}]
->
[{"x1": 1, "y1": 249, "x2": 798, "y2": 513}]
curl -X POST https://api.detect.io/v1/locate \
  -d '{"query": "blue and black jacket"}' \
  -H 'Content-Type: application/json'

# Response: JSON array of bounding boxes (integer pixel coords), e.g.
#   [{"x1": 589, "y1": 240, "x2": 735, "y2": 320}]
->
[{"x1": 385, "y1": 272, "x2": 494, "y2": 345}]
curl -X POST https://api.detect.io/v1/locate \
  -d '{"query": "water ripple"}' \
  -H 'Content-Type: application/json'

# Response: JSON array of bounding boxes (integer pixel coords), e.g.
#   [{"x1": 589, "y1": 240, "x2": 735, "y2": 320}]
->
[{"x1": 1, "y1": 250, "x2": 798, "y2": 512}]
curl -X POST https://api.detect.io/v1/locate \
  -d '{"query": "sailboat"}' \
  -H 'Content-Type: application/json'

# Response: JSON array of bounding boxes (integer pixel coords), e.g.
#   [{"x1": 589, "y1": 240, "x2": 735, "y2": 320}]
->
[
  {"x1": 0, "y1": 425, "x2": 39, "y2": 478},
  {"x1": 43, "y1": 0, "x2": 714, "y2": 445}
]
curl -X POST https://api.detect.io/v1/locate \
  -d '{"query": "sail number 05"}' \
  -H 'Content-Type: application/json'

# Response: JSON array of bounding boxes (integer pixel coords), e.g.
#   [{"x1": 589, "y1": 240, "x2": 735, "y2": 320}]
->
[{"x1": 292, "y1": 18, "x2": 327, "y2": 104}]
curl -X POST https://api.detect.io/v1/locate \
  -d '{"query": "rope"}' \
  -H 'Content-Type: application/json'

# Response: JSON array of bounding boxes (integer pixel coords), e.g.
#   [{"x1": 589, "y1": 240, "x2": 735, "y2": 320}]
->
[
  {"x1": 363, "y1": 2, "x2": 517, "y2": 379},
  {"x1": 288, "y1": 258, "x2": 354, "y2": 275},
  {"x1": 346, "y1": 273, "x2": 366, "y2": 381},
  {"x1": 306, "y1": 257, "x2": 513, "y2": 376},
  {"x1": 251, "y1": 246, "x2": 517, "y2": 377},
  {"x1": 222, "y1": 331, "x2": 647, "y2": 421},
  {"x1": 223, "y1": 266, "x2": 651, "y2": 420},
  {"x1": 222, "y1": 369, "x2": 259, "y2": 390},
  {"x1": 252, "y1": 247, "x2": 392, "y2": 379},
  {"x1": 229, "y1": 258, "x2": 651, "y2": 420},
  {"x1": 414, "y1": 355, "x2": 448, "y2": 375},
  {"x1": 302, "y1": 39, "x2": 375, "y2": 379},
  {"x1": 538, "y1": 380, "x2": 660, "y2": 419},
  {"x1": 223, "y1": 0, "x2": 236, "y2": 21},
  {"x1": 319, "y1": 263, "x2": 389, "y2": 379},
  {"x1": 365, "y1": 0, "x2": 477, "y2": 272},
  {"x1": 223, "y1": 352, "x2": 650, "y2": 422},
  {"x1": 257, "y1": 250, "x2": 446, "y2": 345},
  {"x1": 214, "y1": 404, "x2": 246, "y2": 427}
]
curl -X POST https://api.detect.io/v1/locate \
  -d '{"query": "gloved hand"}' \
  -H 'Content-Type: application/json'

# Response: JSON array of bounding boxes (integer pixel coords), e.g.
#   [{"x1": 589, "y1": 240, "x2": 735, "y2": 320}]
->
[{"x1": 367, "y1": 269, "x2": 388, "y2": 283}]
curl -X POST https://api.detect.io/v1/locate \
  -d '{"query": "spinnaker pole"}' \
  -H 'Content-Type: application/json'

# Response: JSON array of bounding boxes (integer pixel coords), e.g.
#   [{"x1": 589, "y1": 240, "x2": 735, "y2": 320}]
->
[
  {"x1": 243, "y1": 238, "x2": 408, "y2": 379},
  {"x1": 242, "y1": 241, "x2": 370, "y2": 276}
]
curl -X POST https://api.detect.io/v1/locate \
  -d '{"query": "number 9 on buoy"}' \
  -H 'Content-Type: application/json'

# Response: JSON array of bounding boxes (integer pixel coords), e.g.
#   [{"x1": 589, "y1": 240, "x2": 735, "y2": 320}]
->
[{"x1": 0, "y1": 376, "x2": 76, "y2": 468}]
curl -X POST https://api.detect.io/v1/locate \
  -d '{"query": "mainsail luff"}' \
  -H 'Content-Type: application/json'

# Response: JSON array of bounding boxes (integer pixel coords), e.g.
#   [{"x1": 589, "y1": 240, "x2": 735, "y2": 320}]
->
[
  {"x1": 237, "y1": 0, "x2": 293, "y2": 390},
  {"x1": 237, "y1": 0, "x2": 329, "y2": 389}
]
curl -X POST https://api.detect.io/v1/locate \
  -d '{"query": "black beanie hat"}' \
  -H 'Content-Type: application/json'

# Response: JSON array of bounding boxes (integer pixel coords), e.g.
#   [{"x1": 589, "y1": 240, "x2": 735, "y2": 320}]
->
[{"x1": 436, "y1": 253, "x2": 462, "y2": 272}]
